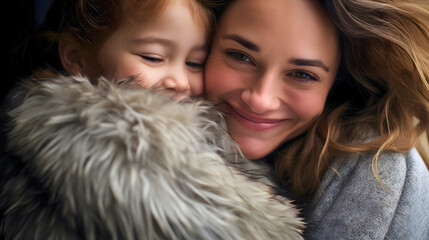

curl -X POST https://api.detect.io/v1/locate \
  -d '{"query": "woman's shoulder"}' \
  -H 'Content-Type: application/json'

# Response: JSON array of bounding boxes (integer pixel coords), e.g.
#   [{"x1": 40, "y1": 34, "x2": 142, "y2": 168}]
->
[
  {"x1": 313, "y1": 148, "x2": 429, "y2": 207},
  {"x1": 305, "y1": 148, "x2": 429, "y2": 239},
  {"x1": 320, "y1": 129, "x2": 428, "y2": 190},
  {"x1": 327, "y1": 148, "x2": 428, "y2": 192}
]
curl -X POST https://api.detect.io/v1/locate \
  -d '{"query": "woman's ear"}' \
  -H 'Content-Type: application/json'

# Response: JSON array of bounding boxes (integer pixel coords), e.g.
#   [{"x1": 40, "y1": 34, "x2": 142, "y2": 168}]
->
[{"x1": 58, "y1": 39, "x2": 87, "y2": 75}]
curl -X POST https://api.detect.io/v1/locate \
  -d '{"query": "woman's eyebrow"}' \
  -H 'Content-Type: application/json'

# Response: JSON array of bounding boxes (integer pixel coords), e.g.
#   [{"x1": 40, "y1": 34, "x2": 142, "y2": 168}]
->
[
  {"x1": 289, "y1": 58, "x2": 330, "y2": 72},
  {"x1": 222, "y1": 34, "x2": 260, "y2": 52},
  {"x1": 221, "y1": 35, "x2": 329, "y2": 72}
]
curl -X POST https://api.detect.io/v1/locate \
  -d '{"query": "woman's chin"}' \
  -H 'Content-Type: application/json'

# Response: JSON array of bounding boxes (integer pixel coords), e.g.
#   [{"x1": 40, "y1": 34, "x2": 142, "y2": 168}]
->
[{"x1": 237, "y1": 141, "x2": 277, "y2": 160}]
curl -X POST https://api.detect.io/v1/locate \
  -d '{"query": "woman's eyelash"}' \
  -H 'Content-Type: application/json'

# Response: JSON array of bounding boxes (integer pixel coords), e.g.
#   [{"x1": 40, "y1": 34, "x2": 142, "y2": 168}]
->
[
  {"x1": 223, "y1": 49, "x2": 319, "y2": 81},
  {"x1": 225, "y1": 50, "x2": 254, "y2": 65},
  {"x1": 289, "y1": 71, "x2": 318, "y2": 81}
]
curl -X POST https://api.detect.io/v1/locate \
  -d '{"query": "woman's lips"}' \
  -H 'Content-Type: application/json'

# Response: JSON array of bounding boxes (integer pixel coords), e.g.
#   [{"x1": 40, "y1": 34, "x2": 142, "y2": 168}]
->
[{"x1": 224, "y1": 103, "x2": 286, "y2": 131}]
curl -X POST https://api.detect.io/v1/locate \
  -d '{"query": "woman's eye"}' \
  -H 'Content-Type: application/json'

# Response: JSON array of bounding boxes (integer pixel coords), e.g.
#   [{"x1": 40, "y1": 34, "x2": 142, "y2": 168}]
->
[
  {"x1": 225, "y1": 51, "x2": 254, "y2": 65},
  {"x1": 141, "y1": 55, "x2": 163, "y2": 63},
  {"x1": 186, "y1": 61, "x2": 203, "y2": 69},
  {"x1": 289, "y1": 71, "x2": 318, "y2": 81}
]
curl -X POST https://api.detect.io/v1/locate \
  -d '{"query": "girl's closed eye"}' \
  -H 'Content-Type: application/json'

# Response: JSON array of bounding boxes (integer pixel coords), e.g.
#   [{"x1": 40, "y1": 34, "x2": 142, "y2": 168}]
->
[
  {"x1": 141, "y1": 55, "x2": 164, "y2": 64},
  {"x1": 186, "y1": 61, "x2": 204, "y2": 70}
]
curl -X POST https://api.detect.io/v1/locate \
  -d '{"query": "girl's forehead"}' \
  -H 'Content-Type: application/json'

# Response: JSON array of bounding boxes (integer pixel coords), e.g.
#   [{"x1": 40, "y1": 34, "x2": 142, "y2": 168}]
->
[
  {"x1": 128, "y1": 0, "x2": 211, "y2": 27},
  {"x1": 121, "y1": 1, "x2": 211, "y2": 38}
]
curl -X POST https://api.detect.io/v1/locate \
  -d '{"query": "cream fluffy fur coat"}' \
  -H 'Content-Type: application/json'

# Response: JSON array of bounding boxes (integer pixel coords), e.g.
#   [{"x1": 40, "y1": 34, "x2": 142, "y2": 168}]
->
[{"x1": 0, "y1": 76, "x2": 304, "y2": 239}]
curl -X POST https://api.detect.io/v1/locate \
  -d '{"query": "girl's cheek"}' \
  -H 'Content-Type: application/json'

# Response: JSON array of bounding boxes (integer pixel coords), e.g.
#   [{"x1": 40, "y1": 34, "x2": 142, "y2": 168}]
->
[{"x1": 190, "y1": 74, "x2": 204, "y2": 96}]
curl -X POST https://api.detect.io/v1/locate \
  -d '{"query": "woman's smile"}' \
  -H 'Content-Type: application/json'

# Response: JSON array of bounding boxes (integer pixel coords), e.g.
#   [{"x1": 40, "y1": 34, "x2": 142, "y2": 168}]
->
[{"x1": 223, "y1": 102, "x2": 287, "y2": 131}]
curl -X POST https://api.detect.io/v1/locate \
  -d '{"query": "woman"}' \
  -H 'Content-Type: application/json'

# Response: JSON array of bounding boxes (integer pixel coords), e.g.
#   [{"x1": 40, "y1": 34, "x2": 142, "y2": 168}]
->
[{"x1": 205, "y1": 0, "x2": 429, "y2": 238}]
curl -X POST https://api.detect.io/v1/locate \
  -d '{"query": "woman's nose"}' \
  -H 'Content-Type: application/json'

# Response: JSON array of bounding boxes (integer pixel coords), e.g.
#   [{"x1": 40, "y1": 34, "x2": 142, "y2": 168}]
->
[{"x1": 241, "y1": 72, "x2": 281, "y2": 114}]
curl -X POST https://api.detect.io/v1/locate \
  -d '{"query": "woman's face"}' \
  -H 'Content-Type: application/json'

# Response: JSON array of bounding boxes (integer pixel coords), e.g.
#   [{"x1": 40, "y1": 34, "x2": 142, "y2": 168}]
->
[{"x1": 205, "y1": 0, "x2": 340, "y2": 159}]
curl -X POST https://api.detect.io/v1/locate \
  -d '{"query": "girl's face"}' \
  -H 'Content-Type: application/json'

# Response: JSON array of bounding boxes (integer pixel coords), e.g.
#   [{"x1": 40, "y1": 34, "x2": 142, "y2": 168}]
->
[
  {"x1": 93, "y1": 1, "x2": 208, "y2": 98},
  {"x1": 205, "y1": 0, "x2": 340, "y2": 159}
]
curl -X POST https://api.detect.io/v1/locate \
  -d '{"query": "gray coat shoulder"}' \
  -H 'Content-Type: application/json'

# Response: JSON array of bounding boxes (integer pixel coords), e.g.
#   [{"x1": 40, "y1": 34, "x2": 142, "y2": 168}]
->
[{"x1": 306, "y1": 148, "x2": 429, "y2": 239}]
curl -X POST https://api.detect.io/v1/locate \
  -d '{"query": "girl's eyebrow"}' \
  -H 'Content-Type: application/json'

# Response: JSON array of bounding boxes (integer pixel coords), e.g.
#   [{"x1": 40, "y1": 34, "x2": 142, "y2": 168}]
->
[
  {"x1": 222, "y1": 34, "x2": 260, "y2": 52},
  {"x1": 133, "y1": 37, "x2": 174, "y2": 46},
  {"x1": 191, "y1": 45, "x2": 208, "y2": 52},
  {"x1": 133, "y1": 37, "x2": 207, "y2": 52},
  {"x1": 289, "y1": 58, "x2": 330, "y2": 72}
]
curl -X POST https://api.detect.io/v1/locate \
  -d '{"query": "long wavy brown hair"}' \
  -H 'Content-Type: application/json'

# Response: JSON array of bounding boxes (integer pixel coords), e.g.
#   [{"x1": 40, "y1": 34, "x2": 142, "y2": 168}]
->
[{"x1": 274, "y1": 0, "x2": 429, "y2": 197}]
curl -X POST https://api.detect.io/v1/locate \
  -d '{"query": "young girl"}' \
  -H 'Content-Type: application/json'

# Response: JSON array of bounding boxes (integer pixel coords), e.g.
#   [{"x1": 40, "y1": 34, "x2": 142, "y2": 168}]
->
[
  {"x1": 1, "y1": 0, "x2": 305, "y2": 239},
  {"x1": 28, "y1": 0, "x2": 220, "y2": 97}
]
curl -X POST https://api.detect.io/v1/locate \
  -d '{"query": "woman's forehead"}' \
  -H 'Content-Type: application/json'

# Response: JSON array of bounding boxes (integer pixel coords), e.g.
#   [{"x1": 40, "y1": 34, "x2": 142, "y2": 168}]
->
[
  {"x1": 221, "y1": 0, "x2": 334, "y2": 31},
  {"x1": 218, "y1": 0, "x2": 339, "y2": 64}
]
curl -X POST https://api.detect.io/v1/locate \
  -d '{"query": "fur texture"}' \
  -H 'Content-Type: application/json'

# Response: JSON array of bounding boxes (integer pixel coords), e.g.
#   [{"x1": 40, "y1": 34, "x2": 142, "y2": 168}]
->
[{"x1": 1, "y1": 76, "x2": 304, "y2": 239}]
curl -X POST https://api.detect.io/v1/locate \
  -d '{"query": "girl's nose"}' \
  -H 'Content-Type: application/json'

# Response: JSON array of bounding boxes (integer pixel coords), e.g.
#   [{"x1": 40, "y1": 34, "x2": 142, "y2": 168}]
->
[{"x1": 161, "y1": 68, "x2": 190, "y2": 94}]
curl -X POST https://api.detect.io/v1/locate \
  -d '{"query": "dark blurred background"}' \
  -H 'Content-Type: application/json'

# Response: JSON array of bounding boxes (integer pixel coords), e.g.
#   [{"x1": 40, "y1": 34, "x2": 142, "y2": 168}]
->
[{"x1": 4, "y1": 0, "x2": 53, "y2": 102}]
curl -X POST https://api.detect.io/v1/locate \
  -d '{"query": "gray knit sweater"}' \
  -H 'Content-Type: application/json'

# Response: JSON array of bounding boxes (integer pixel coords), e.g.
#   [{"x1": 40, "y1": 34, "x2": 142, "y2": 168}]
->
[{"x1": 305, "y1": 148, "x2": 429, "y2": 239}]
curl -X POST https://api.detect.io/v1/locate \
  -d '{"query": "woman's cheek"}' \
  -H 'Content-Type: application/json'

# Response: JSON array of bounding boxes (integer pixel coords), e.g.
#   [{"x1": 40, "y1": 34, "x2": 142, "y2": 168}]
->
[
  {"x1": 205, "y1": 61, "x2": 228, "y2": 98},
  {"x1": 290, "y1": 90, "x2": 327, "y2": 120},
  {"x1": 205, "y1": 63, "x2": 244, "y2": 100}
]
